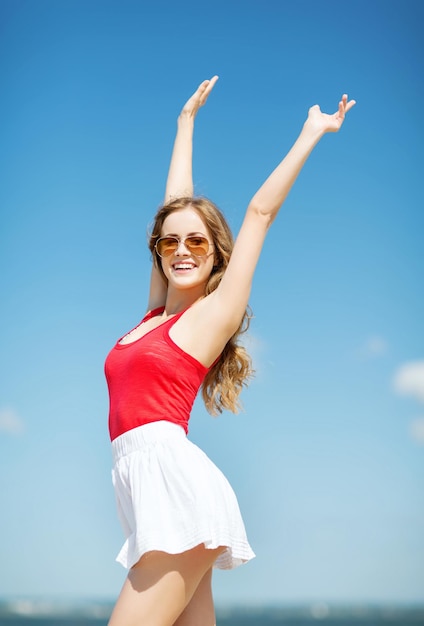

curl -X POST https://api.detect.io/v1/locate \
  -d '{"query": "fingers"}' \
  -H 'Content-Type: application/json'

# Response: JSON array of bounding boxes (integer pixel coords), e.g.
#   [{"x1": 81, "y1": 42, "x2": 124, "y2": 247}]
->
[
  {"x1": 196, "y1": 76, "x2": 218, "y2": 95},
  {"x1": 181, "y1": 76, "x2": 219, "y2": 115},
  {"x1": 345, "y1": 99, "x2": 356, "y2": 112},
  {"x1": 186, "y1": 76, "x2": 219, "y2": 109},
  {"x1": 198, "y1": 75, "x2": 219, "y2": 106},
  {"x1": 334, "y1": 94, "x2": 356, "y2": 125},
  {"x1": 340, "y1": 93, "x2": 356, "y2": 113},
  {"x1": 208, "y1": 74, "x2": 219, "y2": 88}
]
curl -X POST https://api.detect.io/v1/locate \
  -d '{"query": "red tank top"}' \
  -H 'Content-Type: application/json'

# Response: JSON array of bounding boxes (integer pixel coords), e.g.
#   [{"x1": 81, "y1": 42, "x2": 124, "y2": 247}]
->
[{"x1": 105, "y1": 307, "x2": 210, "y2": 441}]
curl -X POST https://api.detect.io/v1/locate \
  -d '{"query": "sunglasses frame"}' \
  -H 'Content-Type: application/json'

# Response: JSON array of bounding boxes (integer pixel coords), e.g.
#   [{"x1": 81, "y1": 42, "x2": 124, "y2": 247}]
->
[{"x1": 155, "y1": 235, "x2": 212, "y2": 258}]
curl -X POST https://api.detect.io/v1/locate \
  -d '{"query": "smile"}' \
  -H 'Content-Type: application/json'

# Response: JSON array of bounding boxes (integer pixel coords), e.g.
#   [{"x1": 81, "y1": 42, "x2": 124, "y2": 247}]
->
[{"x1": 172, "y1": 262, "x2": 197, "y2": 272}]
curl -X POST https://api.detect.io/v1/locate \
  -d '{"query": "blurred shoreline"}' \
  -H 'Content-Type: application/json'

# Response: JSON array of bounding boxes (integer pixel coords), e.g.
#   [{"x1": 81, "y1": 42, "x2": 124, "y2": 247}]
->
[{"x1": 1, "y1": 598, "x2": 424, "y2": 623}]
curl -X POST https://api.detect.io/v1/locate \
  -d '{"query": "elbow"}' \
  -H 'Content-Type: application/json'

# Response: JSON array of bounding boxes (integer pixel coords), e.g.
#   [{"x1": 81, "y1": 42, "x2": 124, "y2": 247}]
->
[{"x1": 247, "y1": 201, "x2": 275, "y2": 229}]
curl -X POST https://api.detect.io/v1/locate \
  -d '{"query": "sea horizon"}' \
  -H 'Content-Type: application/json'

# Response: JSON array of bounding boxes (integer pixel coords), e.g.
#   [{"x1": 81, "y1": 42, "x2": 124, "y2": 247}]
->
[{"x1": 1, "y1": 597, "x2": 424, "y2": 624}]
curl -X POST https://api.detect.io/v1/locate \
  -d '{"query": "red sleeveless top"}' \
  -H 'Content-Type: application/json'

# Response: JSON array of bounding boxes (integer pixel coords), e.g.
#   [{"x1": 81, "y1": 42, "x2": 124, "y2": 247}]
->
[{"x1": 105, "y1": 307, "x2": 210, "y2": 441}]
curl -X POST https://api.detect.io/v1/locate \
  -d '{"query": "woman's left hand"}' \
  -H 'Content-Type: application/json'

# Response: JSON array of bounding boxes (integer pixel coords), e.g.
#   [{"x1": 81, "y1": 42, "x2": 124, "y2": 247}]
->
[{"x1": 306, "y1": 94, "x2": 356, "y2": 134}]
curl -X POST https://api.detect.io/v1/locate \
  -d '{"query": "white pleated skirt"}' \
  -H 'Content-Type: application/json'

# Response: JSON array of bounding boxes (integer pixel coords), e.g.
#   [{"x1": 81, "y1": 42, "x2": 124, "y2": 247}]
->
[{"x1": 111, "y1": 421, "x2": 255, "y2": 570}]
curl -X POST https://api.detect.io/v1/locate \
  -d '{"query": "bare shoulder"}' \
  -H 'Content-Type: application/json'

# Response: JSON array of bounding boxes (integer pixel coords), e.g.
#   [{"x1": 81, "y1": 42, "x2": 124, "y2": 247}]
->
[{"x1": 169, "y1": 295, "x2": 235, "y2": 367}]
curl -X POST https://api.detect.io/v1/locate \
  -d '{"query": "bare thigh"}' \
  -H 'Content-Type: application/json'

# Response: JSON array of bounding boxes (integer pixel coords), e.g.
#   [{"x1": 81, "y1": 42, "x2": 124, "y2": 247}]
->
[
  {"x1": 173, "y1": 568, "x2": 215, "y2": 626},
  {"x1": 108, "y1": 544, "x2": 225, "y2": 626}
]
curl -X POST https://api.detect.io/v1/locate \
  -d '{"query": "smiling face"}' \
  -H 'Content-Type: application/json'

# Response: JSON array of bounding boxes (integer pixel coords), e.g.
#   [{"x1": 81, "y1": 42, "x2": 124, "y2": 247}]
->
[
  {"x1": 159, "y1": 206, "x2": 215, "y2": 296},
  {"x1": 149, "y1": 197, "x2": 235, "y2": 300}
]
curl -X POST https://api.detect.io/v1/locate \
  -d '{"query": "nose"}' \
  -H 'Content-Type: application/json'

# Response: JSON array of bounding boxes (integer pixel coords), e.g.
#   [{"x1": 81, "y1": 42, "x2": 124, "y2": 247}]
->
[{"x1": 175, "y1": 239, "x2": 190, "y2": 255}]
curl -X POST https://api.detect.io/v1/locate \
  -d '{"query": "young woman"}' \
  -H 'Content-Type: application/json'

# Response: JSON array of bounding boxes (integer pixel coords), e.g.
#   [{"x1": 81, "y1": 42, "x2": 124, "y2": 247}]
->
[{"x1": 105, "y1": 77, "x2": 355, "y2": 626}]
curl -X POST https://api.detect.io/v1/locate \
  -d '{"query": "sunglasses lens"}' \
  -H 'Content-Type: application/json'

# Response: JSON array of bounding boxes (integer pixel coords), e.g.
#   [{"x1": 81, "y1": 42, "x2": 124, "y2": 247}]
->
[
  {"x1": 185, "y1": 236, "x2": 209, "y2": 256},
  {"x1": 156, "y1": 238, "x2": 178, "y2": 257}
]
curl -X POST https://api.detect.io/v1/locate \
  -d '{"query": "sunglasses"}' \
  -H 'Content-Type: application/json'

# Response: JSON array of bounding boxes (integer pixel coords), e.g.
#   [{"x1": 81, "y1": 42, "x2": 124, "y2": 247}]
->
[{"x1": 155, "y1": 235, "x2": 212, "y2": 258}]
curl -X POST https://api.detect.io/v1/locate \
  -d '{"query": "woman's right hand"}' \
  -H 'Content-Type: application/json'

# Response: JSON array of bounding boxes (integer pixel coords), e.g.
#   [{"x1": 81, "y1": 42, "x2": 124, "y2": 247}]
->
[{"x1": 179, "y1": 76, "x2": 219, "y2": 119}]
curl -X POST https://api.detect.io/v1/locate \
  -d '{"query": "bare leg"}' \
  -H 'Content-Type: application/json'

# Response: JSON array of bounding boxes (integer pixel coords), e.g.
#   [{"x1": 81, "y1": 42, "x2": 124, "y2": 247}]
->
[
  {"x1": 173, "y1": 568, "x2": 215, "y2": 626},
  {"x1": 108, "y1": 544, "x2": 224, "y2": 626}
]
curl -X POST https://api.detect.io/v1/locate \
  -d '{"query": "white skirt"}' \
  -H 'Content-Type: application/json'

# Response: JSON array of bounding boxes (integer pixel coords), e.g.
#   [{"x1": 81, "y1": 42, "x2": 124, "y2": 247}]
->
[{"x1": 111, "y1": 421, "x2": 255, "y2": 570}]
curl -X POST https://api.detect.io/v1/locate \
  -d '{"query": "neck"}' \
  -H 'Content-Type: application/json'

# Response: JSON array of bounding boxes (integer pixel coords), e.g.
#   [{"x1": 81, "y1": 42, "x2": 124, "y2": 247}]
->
[{"x1": 163, "y1": 286, "x2": 205, "y2": 316}]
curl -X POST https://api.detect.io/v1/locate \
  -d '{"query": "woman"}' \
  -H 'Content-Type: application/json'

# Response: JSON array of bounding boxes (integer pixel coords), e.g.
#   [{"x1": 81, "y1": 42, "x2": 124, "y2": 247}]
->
[{"x1": 105, "y1": 77, "x2": 355, "y2": 626}]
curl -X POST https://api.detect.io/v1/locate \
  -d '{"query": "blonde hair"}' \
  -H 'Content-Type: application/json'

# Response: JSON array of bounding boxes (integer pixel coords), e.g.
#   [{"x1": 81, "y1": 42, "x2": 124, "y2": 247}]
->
[{"x1": 149, "y1": 196, "x2": 253, "y2": 415}]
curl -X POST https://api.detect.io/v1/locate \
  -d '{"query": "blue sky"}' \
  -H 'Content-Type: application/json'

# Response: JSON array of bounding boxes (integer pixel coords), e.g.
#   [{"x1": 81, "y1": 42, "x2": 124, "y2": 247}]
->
[{"x1": 1, "y1": 0, "x2": 423, "y2": 607}]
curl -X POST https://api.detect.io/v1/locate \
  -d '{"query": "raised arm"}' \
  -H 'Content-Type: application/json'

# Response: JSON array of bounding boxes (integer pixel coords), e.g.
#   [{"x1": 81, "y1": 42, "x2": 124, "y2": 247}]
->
[
  {"x1": 209, "y1": 95, "x2": 356, "y2": 337},
  {"x1": 164, "y1": 76, "x2": 219, "y2": 202},
  {"x1": 147, "y1": 77, "x2": 219, "y2": 312},
  {"x1": 247, "y1": 95, "x2": 356, "y2": 222}
]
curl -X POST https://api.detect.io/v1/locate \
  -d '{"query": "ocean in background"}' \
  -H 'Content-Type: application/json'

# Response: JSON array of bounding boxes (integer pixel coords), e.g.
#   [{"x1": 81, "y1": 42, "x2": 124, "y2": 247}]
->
[
  {"x1": 1, "y1": 620, "x2": 424, "y2": 626},
  {"x1": 1, "y1": 603, "x2": 424, "y2": 625}
]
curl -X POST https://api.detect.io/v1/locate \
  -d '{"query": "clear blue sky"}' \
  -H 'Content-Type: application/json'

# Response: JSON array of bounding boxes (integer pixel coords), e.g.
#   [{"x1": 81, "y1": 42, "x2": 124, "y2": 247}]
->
[{"x1": 1, "y1": 0, "x2": 423, "y2": 607}]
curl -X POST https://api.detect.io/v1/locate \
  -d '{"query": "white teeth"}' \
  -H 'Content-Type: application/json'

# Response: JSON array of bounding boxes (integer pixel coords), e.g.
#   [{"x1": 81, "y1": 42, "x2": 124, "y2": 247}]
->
[{"x1": 174, "y1": 263, "x2": 195, "y2": 270}]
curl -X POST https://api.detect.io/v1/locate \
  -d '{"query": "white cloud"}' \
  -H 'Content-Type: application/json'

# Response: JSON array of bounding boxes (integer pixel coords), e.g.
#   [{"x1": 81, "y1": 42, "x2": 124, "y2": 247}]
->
[
  {"x1": 393, "y1": 361, "x2": 424, "y2": 404},
  {"x1": 409, "y1": 417, "x2": 424, "y2": 445},
  {"x1": 0, "y1": 407, "x2": 25, "y2": 435},
  {"x1": 357, "y1": 335, "x2": 388, "y2": 359}
]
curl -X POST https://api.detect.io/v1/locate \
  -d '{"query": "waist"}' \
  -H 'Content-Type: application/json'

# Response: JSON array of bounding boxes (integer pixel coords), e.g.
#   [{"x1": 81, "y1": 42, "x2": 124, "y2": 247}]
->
[{"x1": 111, "y1": 421, "x2": 186, "y2": 462}]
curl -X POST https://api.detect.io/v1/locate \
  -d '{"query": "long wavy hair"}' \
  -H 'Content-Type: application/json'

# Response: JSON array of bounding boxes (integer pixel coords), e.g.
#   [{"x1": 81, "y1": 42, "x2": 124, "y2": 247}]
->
[{"x1": 148, "y1": 196, "x2": 253, "y2": 416}]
